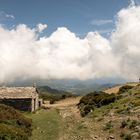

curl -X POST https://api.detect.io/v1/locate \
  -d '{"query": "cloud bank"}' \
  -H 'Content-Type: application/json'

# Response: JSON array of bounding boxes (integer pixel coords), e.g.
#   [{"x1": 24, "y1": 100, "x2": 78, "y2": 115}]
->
[
  {"x1": 90, "y1": 19, "x2": 113, "y2": 26},
  {"x1": 0, "y1": 4, "x2": 140, "y2": 83},
  {"x1": 111, "y1": 4, "x2": 140, "y2": 80}
]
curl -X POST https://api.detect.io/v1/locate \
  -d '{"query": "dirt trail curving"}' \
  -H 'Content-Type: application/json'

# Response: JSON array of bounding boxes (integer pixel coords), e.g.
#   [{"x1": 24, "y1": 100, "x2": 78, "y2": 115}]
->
[
  {"x1": 45, "y1": 97, "x2": 81, "y2": 119},
  {"x1": 45, "y1": 97, "x2": 81, "y2": 108},
  {"x1": 44, "y1": 97, "x2": 104, "y2": 140}
]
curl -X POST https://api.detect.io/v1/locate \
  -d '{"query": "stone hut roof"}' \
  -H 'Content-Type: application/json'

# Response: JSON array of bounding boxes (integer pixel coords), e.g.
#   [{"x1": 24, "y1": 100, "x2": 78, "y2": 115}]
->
[{"x1": 0, "y1": 87, "x2": 38, "y2": 99}]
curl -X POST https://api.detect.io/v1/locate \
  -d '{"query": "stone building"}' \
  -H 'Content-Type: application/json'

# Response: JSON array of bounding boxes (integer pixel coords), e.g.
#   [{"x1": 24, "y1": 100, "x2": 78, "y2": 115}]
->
[{"x1": 0, "y1": 87, "x2": 42, "y2": 112}]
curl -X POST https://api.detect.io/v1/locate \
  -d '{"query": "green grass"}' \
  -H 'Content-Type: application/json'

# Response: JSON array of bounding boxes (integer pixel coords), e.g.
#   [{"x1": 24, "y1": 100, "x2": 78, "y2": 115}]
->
[
  {"x1": 29, "y1": 109, "x2": 62, "y2": 140},
  {"x1": 28, "y1": 108, "x2": 93, "y2": 140},
  {"x1": 0, "y1": 104, "x2": 32, "y2": 140}
]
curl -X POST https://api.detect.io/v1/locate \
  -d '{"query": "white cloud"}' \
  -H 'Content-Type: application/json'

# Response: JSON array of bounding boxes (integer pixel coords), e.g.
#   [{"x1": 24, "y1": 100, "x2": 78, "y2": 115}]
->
[
  {"x1": 111, "y1": 4, "x2": 140, "y2": 80},
  {"x1": 97, "y1": 29, "x2": 113, "y2": 34},
  {"x1": 36, "y1": 23, "x2": 47, "y2": 33},
  {"x1": 90, "y1": 19, "x2": 113, "y2": 26},
  {"x1": 0, "y1": 25, "x2": 117, "y2": 83},
  {"x1": 0, "y1": 4, "x2": 140, "y2": 83},
  {"x1": 5, "y1": 14, "x2": 15, "y2": 19},
  {"x1": 129, "y1": 0, "x2": 136, "y2": 7},
  {"x1": 0, "y1": 11, "x2": 15, "y2": 20}
]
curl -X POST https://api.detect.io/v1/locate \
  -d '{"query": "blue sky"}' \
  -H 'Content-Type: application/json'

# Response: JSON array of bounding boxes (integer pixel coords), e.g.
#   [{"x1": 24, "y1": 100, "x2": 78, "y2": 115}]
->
[{"x1": 0, "y1": 0, "x2": 133, "y2": 37}]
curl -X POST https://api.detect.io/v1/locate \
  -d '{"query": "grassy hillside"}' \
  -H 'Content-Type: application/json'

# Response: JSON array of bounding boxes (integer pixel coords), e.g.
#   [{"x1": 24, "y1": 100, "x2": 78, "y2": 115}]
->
[
  {"x1": 18, "y1": 83, "x2": 139, "y2": 140},
  {"x1": 77, "y1": 84, "x2": 140, "y2": 139},
  {"x1": 71, "y1": 83, "x2": 114, "y2": 95},
  {"x1": 0, "y1": 104, "x2": 32, "y2": 140},
  {"x1": 78, "y1": 91, "x2": 117, "y2": 117},
  {"x1": 104, "y1": 83, "x2": 138, "y2": 94}
]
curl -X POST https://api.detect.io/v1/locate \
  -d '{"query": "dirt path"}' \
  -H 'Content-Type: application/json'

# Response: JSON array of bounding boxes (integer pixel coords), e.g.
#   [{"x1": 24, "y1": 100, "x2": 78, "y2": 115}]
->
[
  {"x1": 44, "y1": 97, "x2": 102, "y2": 140},
  {"x1": 45, "y1": 96, "x2": 81, "y2": 108},
  {"x1": 31, "y1": 96, "x2": 122, "y2": 140},
  {"x1": 45, "y1": 97, "x2": 81, "y2": 119}
]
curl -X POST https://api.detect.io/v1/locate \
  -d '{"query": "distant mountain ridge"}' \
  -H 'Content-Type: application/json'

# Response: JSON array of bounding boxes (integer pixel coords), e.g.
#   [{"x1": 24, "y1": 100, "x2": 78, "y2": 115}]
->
[
  {"x1": 37, "y1": 83, "x2": 114, "y2": 95},
  {"x1": 37, "y1": 85, "x2": 71, "y2": 95},
  {"x1": 48, "y1": 82, "x2": 114, "y2": 95}
]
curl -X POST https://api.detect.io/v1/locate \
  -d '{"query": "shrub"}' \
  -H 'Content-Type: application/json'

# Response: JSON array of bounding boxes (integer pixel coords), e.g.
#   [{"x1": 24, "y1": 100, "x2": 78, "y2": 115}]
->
[
  {"x1": 103, "y1": 121, "x2": 113, "y2": 130},
  {"x1": 50, "y1": 99, "x2": 55, "y2": 104},
  {"x1": 118, "y1": 85, "x2": 134, "y2": 94},
  {"x1": 80, "y1": 104, "x2": 94, "y2": 117},
  {"x1": 124, "y1": 134, "x2": 132, "y2": 140},
  {"x1": 78, "y1": 91, "x2": 117, "y2": 117},
  {"x1": 0, "y1": 123, "x2": 28, "y2": 140},
  {"x1": 131, "y1": 100, "x2": 140, "y2": 107},
  {"x1": 62, "y1": 94, "x2": 66, "y2": 99},
  {"x1": 121, "y1": 120, "x2": 128, "y2": 128},
  {"x1": 120, "y1": 132, "x2": 132, "y2": 140},
  {"x1": 120, "y1": 132, "x2": 125, "y2": 138},
  {"x1": 129, "y1": 120, "x2": 138, "y2": 129},
  {"x1": 79, "y1": 92, "x2": 116, "y2": 107}
]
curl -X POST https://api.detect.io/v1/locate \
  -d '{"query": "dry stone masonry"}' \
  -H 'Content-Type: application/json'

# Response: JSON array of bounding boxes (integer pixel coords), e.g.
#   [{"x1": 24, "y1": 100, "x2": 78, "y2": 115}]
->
[{"x1": 0, "y1": 87, "x2": 42, "y2": 112}]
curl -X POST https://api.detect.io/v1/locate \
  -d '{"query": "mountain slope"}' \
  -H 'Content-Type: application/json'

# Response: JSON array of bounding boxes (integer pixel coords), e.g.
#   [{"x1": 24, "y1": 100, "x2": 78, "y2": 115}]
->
[
  {"x1": 37, "y1": 85, "x2": 71, "y2": 95},
  {"x1": 37, "y1": 85, "x2": 73, "y2": 102},
  {"x1": 104, "y1": 82, "x2": 138, "y2": 94},
  {"x1": 77, "y1": 83, "x2": 140, "y2": 139}
]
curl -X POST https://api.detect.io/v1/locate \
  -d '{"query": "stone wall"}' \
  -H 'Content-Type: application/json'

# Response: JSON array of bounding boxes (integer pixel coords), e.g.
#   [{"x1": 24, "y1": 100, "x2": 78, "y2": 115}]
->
[
  {"x1": 0, "y1": 98, "x2": 32, "y2": 111},
  {"x1": 35, "y1": 95, "x2": 39, "y2": 110},
  {"x1": 31, "y1": 95, "x2": 39, "y2": 112}
]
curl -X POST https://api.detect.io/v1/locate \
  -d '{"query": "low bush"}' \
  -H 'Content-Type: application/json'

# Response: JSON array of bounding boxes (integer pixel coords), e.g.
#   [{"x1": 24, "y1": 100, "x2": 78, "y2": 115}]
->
[
  {"x1": 50, "y1": 99, "x2": 55, "y2": 104},
  {"x1": 80, "y1": 104, "x2": 94, "y2": 117},
  {"x1": 79, "y1": 91, "x2": 116, "y2": 107},
  {"x1": 0, "y1": 123, "x2": 28, "y2": 140},
  {"x1": 121, "y1": 120, "x2": 128, "y2": 128},
  {"x1": 103, "y1": 121, "x2": 113, "y2": 130},
  {"x1": 129, "y1": 120, "x2": 138, "y2": 129},
  {"x1": 78, "y1": 91, "x2": 116, "y2": 117},
  {"x1": 120, "y1": 132, "x2": 132, "y2": 140},
  {"x1": 0, "y1": 104, "x2": 32, "y2": 140},
  {"x1": 131, "y1": 100, "x2": 140, "y2": 107},
  {"x1": 124, "y1": 134, "x2": 132, "y2": 140},
  {"x1": 118, "y1": 85, "x2": 134, "y2": 94}
]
